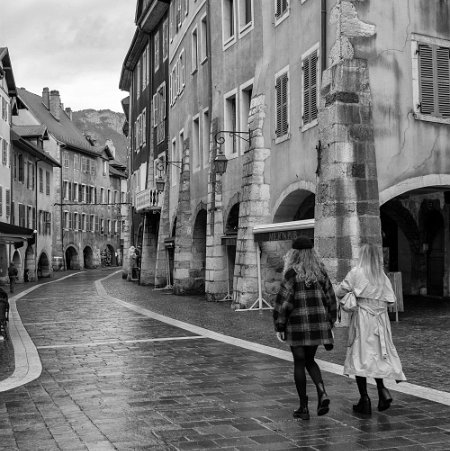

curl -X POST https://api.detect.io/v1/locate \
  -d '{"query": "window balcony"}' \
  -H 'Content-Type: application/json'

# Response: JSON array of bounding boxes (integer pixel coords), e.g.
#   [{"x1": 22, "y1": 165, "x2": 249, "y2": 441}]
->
[{"x1": 135, "y1": 188, "x2": 163, "y2": 212}]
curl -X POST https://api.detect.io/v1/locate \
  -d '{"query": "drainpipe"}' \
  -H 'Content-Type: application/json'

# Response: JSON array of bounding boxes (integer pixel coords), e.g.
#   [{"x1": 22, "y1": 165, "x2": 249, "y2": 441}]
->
[
  {"x1": 321, "y1": 0, "x2": 327, "y2": 73},
  {"x1": 35, "y1": 159, "x2": 40, "y2": 281}
]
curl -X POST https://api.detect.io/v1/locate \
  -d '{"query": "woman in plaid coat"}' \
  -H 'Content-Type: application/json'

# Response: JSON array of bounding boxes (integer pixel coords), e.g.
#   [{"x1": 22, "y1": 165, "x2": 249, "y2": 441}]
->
[{"x1": 273, "y1": 236, "x2": 337, "y2": 420}]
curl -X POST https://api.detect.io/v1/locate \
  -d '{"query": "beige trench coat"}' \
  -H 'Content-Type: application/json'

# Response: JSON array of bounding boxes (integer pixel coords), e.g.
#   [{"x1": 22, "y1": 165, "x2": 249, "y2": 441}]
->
[{"x1": 336, "y1": 268, "x2": 406, "y2": 381}]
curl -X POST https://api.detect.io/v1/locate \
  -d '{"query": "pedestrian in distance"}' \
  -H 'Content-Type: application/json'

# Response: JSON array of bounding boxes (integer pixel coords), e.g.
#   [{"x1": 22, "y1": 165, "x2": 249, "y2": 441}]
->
[
  {"x1": 8, "y1": 262, "x2": 18, "y2": 294},
  {"x1": 273, "y1": 236, "x2": 337, "y2": 420},
  {"x1": 336, "y1": 243, "x2": 406, "y2": 415}
]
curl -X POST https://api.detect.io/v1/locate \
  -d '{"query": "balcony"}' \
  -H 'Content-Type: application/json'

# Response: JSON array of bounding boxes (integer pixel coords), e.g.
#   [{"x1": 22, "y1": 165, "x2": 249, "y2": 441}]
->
[{"x1": 135, "y1": 188, "x2": 163, "y2": 212}]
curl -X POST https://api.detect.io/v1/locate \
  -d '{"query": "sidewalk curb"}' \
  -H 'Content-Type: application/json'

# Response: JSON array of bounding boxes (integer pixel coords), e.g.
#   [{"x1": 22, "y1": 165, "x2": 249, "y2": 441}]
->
[{"x1": 0, "y1": 272, "x2": 82, "y2": 393}]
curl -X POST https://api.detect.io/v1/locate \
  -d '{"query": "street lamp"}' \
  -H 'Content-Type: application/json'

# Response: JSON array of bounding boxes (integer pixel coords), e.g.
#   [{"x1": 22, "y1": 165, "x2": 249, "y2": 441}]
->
[
  {"x1": 213, "y1": 130, "x2": 251, "y2": 176},
  {"x1": 154, "y1": 159, "x2": 182, "y2": 193}
]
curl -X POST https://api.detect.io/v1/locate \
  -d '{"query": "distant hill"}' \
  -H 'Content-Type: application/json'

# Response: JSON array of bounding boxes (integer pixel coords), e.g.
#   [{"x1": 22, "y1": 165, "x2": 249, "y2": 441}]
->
[{"x1": 72, "y1": 109, "x2": 128, "y2": 166}]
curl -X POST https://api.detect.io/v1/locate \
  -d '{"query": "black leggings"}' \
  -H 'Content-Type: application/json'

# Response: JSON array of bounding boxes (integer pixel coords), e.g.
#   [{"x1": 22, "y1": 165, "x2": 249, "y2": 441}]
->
[
  {"x1": 355, "y1": 376, "x2": 386, "y2": 396},
  {"x1": 291, "y1": 345, "x2": 323, "y2": 400}
]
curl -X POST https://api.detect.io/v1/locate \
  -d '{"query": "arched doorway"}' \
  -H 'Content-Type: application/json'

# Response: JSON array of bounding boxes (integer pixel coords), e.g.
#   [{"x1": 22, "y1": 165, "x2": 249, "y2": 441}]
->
[
  {"x1": 24, "y1": 245, "x2": 34, "y2": 282},
  {"x1": 83, "y1": 246, "x2": 94, "y2": 269},
  {"x1": 37, "y1": 252, "x2": 51, "y2": 278},
  {"x1": 225, "y1": 203, "x2": 240, "y2": 299},
  {"x1": 65, "y1": 246, "x2": 79, "y2": 270},
  {"x1": 191, "y1": 210, "x2": 207, "y2": 293},
  {"x1": 107, "y1": 244, "x2": 116, "y2": 266}
]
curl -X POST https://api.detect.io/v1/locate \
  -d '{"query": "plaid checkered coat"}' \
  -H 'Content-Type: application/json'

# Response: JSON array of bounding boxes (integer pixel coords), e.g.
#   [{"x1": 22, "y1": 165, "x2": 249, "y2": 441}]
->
[{"x1": 273, "y1": 269, "x2": 337, "y2": 346}]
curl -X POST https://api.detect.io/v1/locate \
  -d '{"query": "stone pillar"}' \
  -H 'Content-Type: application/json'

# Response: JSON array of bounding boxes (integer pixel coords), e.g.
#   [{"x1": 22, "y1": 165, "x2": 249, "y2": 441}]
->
[
  {"x1": 121, "y1": 204, "x2": 132, "y2": 278},
  {"x1": 173, "y1": 138, "x2": 193, "y2": 294},
  {"x1": 205, "y1": 118, "x2": 228, "y2": 300},
  {"x1": 233, "y1": 94, "x2": 271, "y2": 309},
  {"x1": 139, "y1": 213, "x2": 159, "y2": 285},
  {"x1": 154, "y1": 174, "x2": 170, "y2": 287},
  {"x1": 315, "y1": 58, "x2": 382, "y2": 285}
]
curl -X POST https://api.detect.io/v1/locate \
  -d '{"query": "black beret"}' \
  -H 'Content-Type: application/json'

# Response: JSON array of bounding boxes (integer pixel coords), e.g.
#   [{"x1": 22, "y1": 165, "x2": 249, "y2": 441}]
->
[{"x1": 292, "y1": 236, "x2": 313, "y2": 250}]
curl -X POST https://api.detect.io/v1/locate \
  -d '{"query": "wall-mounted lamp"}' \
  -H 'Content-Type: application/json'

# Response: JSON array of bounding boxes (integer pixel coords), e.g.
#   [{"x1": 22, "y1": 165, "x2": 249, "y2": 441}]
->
[
  {"x1": 213, "y1": 130, "x2": 251, "y2": 176},
  {"x1": 154, "y1": 159, "x2": 183, "y2": 192}
]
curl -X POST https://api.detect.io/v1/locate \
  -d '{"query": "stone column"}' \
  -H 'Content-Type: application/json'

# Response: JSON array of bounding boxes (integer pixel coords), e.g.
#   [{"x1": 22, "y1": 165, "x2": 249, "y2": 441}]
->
[
  {"x1": 154, "y1": 173, "x2": 171, "y2": 287},
  {"x1": 173, "y1": 138, "x2": 193, "y2": 294},
  {"x1": 205, "y1": 118, "x2": 228, "y2": 301},
  {"x1": 315, "y1": 58, "x2": 382, "y2": 285},
  {"x1": 233, "y1": 94, "x2": 271, "y2": 309}
]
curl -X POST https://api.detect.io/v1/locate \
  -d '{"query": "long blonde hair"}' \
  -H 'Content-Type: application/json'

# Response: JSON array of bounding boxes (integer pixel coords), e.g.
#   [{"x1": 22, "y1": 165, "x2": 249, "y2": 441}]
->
[
  {"x1": 283, "y1": 248, "x2": 326, "y2": 285},
  {"x1": 357, "y1": 243, "x2": 385, "y2": 284}
]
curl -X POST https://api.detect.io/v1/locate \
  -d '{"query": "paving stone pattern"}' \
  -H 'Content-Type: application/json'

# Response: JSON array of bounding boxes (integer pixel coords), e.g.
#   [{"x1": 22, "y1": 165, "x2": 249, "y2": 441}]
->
[{"x1": 0, "y1": 270, "x2": 449, "y2": 449}]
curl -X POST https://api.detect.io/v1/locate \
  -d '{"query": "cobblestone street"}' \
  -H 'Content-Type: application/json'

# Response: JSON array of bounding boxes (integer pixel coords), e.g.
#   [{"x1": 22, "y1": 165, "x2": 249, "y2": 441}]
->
[{"x1": 0, "y1": 269, "x2": 450, "y2": 450}]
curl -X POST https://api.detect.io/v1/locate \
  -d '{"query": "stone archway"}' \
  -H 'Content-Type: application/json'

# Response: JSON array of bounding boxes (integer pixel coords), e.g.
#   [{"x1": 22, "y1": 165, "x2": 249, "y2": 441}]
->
[
  {"x1": 24, "y1": 245, "x2": 34, "y2": 282},
  {"x1": 65, "y1": 246, "x2": 79, "y2": 270},
  {"x1": 37, "y1": 252, "x2": 51, "y2": 278},
  {"x1": 191, "y1": 210, "x2": 207, "y2": 293},
  {"x1": 83, "y1": 246, "x2": 94, "y2": 269}
]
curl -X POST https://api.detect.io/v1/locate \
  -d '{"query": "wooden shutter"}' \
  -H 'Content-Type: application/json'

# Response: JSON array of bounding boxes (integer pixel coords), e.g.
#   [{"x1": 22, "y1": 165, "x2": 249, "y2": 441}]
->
[
  {"x1": 303, "y1": 51, "x2": 318, "y2": 124},
  {"x1": 437, "y1": 46, "x2": 450, "y2": 117},
  {"x1": 5, "y1": 189, "x2": 10, "y2": 217},
  {"x1": 0, "y1": 186, "x2": 2, "y2": 217},
  {"x1": 276, "y1": 73, "x2": 288, "y2": 137},
  {"x1": 419, "y1": 44, "x2": 435, "y2": 115}
]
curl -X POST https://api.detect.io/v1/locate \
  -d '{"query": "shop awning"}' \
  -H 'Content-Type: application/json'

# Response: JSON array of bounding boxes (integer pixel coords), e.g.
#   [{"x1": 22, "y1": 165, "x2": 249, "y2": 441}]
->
[{"x1": 0, "y1": 222, "x2": 35, "y2": 245}]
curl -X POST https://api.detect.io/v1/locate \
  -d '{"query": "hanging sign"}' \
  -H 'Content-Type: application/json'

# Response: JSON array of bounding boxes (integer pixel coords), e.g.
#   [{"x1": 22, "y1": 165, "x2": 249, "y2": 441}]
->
[{"x1": 253, "y1": 219, "x2": 314, "y2": 243}]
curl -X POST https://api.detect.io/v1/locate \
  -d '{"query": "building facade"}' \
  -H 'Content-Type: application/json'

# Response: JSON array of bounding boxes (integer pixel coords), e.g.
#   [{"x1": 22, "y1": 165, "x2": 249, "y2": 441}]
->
[
  {"x1": 121, "y1": 0, "x2": 450, "y2": 306},
  {"x1": 14, "y1": 88, "x2": 126, "y2": 272}
]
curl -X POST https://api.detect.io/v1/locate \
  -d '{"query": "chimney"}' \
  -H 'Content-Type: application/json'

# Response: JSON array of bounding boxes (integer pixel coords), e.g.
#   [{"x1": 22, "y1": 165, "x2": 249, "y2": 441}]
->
[
  {"x1": 49, "y1": 90, "x2": 61, "y2": 121},
  {"x1": 65, "y1": 107, "x2": 72, "y2": 120},
  {"x1": 42, "y1": 87, "x2": 50, "y2": 109},
  {"x1": 105, "y1": 139, "x2": 116, "y2": 158}
]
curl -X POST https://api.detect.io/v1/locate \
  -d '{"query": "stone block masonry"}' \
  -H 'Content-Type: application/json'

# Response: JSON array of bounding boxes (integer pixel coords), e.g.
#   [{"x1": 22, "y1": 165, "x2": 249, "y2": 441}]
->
[{"x1": 315, "y1": 59, "x2": 382, "y2": 288}]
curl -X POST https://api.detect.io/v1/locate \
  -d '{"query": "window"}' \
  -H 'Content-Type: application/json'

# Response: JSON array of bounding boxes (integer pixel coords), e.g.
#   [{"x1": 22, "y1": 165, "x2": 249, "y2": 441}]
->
[
  {"x1": 74, "y1": 154, "x2": 79, "y2": 170},
  {"x1": 64, "y1": 152, "x2": 69, "y2": 168},
  {"x1": 1, "y1": 97, "x2": 8, "y2": 122},
  {"x1": 27, "y1": 205, "x2": 32, "y2": 228},
  {"x1": 27, "y1": 161, "x2": 33, "y2": 189},
  {"x1": 108, "y1": 219, "x2": 112, "y2": 234},
  {"x1": 192, "y1": 115, "x2": 201, "y2": 170},
  {"x1": 154, "y1": 30, "x2": 160, "y2": 72},
  {"x1": 223, "y1": 0, "x2": 236, "y2": 45},
  {"x1": 101, "y1": 219, "x2": 105, "y2": 234},
  {"x1": 1, "y1": 139, "x2": 7, "y2": 166},
  {"x1": 142, "y1": 45, "x2": 148, "y2": 90},
  {"x1": 179, "y1": 50, "x2": 186, "y2": 93},
  {"x1": 90, "y1": 215, "x2": 94, "y2": 232},
  {"x1": 64, "y1": 211, "x2": 69, "y2": 229},
  {"x1": 73, "y1": 213, "x2": 79, "y2": 231},
  {"x1": 200, "y1": 15, "x2": 208, "y2": 62},
  {"x1": 240, "y1": 79, "x2": 253, "y2": 152},
  {"x1": 136, "y1": 60, "x2": 142, "y2": 98},
  {"x1": 153, "y1": 83, "x2": 167, "y2": 144},
  {"x1": 39, "y1": 168, "x2": 43, "y2": 193},
  {"x1": 224, "y1": 91, "x2": 238, "y2": 156},
  {"x1": 142, "y1": 108, "x2": 147, "y2": 146},
  {"x1": 275, "y1": 0, "x2": 289, "y2": 22},
  {"x1": 275, "y1": 68, "x2": 289, "y2": 140},
  {"x1": 417, "y1": 42, "x2": 450, "y2": 118},
  {"x1": 18, "y1": 155, "x2": 24, "y2": 182},
  {"x1": 95, "y1": 216, "x2": 100, "y2": 233},
  {"x1": 202, "y1": 108, "x2": 210, "y2": 168},
  {"x1": 302, "y1": 47, "x2": 319, "y2": 128},
  {"x1": 81, "y1": 214, "x2": 86, "y2": 231},
  {"x1": 46, "y1": 171, "x2": 50, "y2": 195},
  {"x1": 5, "y1": 189, "x2": 10, "y2": 217},
  {"x1": 44, "y1": 211, "x2": 51, "y2": 235},
  {"x1": 19, "y1": 204, "x2": 25, "y2": 227},
  {"x1": 163, "y1": 19, "x2": 169, "y2": 61},
  {"x1": 103, "y1": 161, "x2": 108, "y2": 176},
  {"x1": 239, "y1": 0, "x2": 253, "y2": 32},
  {"x1": 192, "y1": 27, "x2": 198, "y2": 73}
]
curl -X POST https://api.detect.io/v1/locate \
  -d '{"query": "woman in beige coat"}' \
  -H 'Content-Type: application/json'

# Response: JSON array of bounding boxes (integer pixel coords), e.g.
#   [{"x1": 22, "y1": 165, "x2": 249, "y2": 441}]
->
[{"x1": 336, "y1": 244, "x2": 406, "y2": 415}]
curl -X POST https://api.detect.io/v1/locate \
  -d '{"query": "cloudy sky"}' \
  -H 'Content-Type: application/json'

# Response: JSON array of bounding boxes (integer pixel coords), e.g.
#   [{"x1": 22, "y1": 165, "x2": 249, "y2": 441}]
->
[{"x1": 0, "y1": 0, "x2": 136, "y2": 112}]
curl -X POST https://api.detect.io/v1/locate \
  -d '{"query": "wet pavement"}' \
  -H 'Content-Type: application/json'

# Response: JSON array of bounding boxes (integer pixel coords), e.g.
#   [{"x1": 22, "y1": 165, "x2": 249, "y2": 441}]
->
[{"x1": 0, "y1": 269, "x2": 449, "y2": 450}]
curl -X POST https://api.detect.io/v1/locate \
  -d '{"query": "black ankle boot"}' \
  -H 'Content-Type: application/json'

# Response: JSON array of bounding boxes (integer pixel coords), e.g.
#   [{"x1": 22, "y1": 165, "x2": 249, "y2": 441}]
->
[
  {"x1": 316, "y1": 382, "x2": 330, "y2": 416},
  {"x1": 293, "y1": 396, "x2": 310, "y2": 420},
  {"x1": 353, "y1": 395, "x2": 372, "y2": 414},
  {"x1": 378, "y1": 387, "x2": 393, "y2": 412}
]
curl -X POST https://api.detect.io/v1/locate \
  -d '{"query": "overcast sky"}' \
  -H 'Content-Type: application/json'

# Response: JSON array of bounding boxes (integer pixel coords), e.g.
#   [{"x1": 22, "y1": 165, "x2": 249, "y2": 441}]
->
[{"x1": 0, "y1": 0, "x2": 136, "y2": 112}]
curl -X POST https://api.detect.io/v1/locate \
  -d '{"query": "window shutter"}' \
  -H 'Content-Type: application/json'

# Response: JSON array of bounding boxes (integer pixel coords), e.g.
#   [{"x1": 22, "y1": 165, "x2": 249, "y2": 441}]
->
[
  {"x1": 310, "y1": 51, "x2": 318, "y2": 121},
  {"x1": 5, "y1": 189, "x2": 10, "y2": 217},
  {"x1": 0, "y1": 186, "x2": 2, "y2": 217},
  {"x1": 303, "y1": 51, "x2": 318, "y2": 124},
  {"x1": 436, "y1": 46, "x2": 450, "y2": 117},
  {"x1": 276, "y1": 77, "x2": 282, "y2": 136},
  {"x1": 419, "y1": 44, "x2": 435, "y2": 115},
  {"x1": 276, "y1": 73, "x2": 288, "y2": 137},
  {"x1": 153, "y1": 93, "x2": 158, "y2": 127}
]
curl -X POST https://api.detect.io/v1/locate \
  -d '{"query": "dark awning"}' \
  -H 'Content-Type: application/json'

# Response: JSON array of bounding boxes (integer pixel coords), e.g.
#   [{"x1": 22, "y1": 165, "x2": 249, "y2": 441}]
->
[{"x1": 0, "y1": 222, "x2": 35, "y2": 245}]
